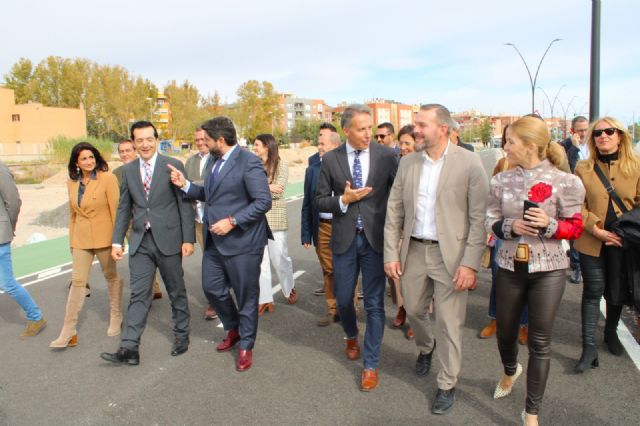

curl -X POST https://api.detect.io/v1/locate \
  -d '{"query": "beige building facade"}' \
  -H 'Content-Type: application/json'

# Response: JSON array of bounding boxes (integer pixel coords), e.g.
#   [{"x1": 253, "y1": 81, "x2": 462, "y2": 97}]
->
[{"x1": 0, "y1": 87, "x2": 86, "y2": 160}]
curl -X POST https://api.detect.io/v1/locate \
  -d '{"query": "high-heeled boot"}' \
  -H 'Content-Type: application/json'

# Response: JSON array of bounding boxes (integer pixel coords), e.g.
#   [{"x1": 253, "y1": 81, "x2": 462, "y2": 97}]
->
[
  {"x1": 107, "y1": 277, "x2": 123, "y2": 337},
  {"x1": 575, "y1": 297, "x2": 600, "y2": 373},
  {"x1": 50, "y1": 284, "x2": 87, "y2": 348},
  {"x1": 604, "y1": 302, "x2": 624, "y2": 356}
]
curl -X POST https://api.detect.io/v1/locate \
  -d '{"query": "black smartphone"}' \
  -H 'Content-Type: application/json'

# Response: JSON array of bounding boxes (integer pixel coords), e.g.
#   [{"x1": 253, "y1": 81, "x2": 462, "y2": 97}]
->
[{"x1": 523, "y1": 200, "x2": 539, "y2": 221}]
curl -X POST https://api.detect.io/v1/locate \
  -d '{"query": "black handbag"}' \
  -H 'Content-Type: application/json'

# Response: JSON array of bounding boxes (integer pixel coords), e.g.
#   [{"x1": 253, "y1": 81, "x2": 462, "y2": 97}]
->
[{"x1": 594, "y1": 163, "x2": 640, "y2": 310}]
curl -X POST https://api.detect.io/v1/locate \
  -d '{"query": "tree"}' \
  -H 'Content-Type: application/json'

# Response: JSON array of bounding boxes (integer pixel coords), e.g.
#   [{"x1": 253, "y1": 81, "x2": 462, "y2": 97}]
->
[
  {"x1": 290, "y1": 118, "x2": 322, "y2": 144},
  {"x1": 479, "y1": 119, "x2": 493, "y2": 146},
  {"x1": 164, "y1": 80, "x2": 208, "y2": 142},
  {"x1": 231, "y1": 80, "x2": 283, "y2": 140},
  {"x1": 3, "y1": 58, "x2": 34, "y2": 103}
]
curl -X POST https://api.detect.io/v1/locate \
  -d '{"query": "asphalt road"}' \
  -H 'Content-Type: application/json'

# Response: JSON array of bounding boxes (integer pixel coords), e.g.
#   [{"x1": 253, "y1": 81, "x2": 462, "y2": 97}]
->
[{"x1": 1, "y1": 198, "x2": 639, "y2": 426}]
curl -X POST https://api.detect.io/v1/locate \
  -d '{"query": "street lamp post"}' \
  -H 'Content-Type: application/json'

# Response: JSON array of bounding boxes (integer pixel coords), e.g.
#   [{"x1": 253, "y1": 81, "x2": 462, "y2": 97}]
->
[
  {"x1": 505, "y1": 38, "x2": 562, "y2": 114},
  {"x1": 538, "y1": 85, "x2": 566, "y2": 139},
  {"x1": 558, "y1": 96, "x2": 578, "y2": 139}
]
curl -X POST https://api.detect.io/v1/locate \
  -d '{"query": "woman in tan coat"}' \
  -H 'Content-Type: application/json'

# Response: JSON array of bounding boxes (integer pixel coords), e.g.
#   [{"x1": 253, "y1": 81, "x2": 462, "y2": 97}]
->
[
  {"x1": 50, "y1": 142, "x2": 123, "y2": 348},
  {"x1": 573, "y1": 117, "x2": 640, "y2": 372}
]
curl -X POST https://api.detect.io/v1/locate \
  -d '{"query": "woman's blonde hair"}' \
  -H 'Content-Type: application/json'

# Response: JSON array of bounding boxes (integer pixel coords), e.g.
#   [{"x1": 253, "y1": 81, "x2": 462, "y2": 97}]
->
[
  {"x1": 584, "y1": 116, "x2": 640, "y2": 177},
  {"x1": 509, "y1": 116, "x2": 565, "y2": 169}
]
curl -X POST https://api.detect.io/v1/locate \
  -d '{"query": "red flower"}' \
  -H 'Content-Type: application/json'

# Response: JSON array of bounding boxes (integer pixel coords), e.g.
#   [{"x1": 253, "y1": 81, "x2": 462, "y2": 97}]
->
[{"x1": 528, "y1": 182, "x2": 553, "y2": 203}]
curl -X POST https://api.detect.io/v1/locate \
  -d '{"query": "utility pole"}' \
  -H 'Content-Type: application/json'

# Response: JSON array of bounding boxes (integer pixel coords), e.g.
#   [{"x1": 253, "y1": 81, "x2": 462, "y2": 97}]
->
[{"x1": 589, "y1": 0, "x2": 601, "y2": 120}]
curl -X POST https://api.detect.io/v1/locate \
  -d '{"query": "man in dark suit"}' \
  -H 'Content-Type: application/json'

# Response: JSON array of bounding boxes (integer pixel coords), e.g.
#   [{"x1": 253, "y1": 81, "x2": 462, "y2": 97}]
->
[
  {"x1": 559, "y1": 115, "x2": 589, "y2": 283},
  {"x1": 302, "y1": 131, "x2": 342, "y2": 326},
  {"x1": 308, "y1": 122, "x2": 338, "y2": 167},
  {"x1": 560, "y1": 116, "x2": 589, "y2": 173},
  {"x1": 168, "y1": 116, "x2": 272, "y2": 372},
  {"x1": 112, "y1": 139, "x2": 163, "y2": 301},
  {"x1": 100, "y1": 121, "x2": 195, "y2": 365},
  {"x1": 376, "y1": 122, "x2": 400, "y2": 157},
  {"x1": 315, "y1": 104, "x2": 398, "y2": 391}
]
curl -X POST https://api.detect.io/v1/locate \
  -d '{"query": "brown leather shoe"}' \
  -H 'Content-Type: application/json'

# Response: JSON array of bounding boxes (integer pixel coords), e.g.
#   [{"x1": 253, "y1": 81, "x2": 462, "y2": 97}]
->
[
  {"x1": 236, "y1": 349, "x2": 253, "y2": 372},
  {"x1": 152, "y1": 292, "x2": 162, "y2": 300},
  {"x1": 258, "y1": 303, "x2": 274, "y2": 316},
  {"x1": 479, "y1": 319, "x2": 497, "y2": 339},
  {"x1": 317, "y1": 313, "x2": 333, "y2": 327},
  {"x1": 345, "y1": 337, "x2": 360, "y2": 360},
  {"x1": 393, "y1": 306, "x2": 406, "y2": 328},
  {"x1": 287, "y1": 288, "x2": 298, "y2": 304},
  {"x1": 518, "y1": 325, "x2": 528, "y2": 345},
  {"x1": 216, "y1": 329, "x2": 240, "y2": 352},
  {"x1": 360, "y1": 368, "x2": 379, "y2": 391}
]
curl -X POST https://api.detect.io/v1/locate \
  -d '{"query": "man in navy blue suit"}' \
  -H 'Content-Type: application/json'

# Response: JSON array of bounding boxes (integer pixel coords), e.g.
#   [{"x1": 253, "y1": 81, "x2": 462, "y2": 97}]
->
[
  {"x1": 169, "y1": 116, "x2": 272, "y2": 372},
  {"x1": 315, "y1": 104, "x2": 398, "y2": 391},
  {"x1": 301, "y1": 131, "x2": 342, "y2": 326}
]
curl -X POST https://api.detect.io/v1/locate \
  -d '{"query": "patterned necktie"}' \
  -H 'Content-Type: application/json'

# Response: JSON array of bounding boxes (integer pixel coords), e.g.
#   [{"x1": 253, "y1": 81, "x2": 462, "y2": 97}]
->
[
  {"x1": 352, "y1": 150, "x2": 364, "y2": 231},
  {"x1": 143, "y1": 161, "x2": 152, "y2": 197}
]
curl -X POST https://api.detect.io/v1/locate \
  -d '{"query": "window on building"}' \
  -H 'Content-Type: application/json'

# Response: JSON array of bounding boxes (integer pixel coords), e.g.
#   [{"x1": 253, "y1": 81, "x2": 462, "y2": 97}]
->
[{"x1": 12, "y1": 114, "x2": 20, "y2": 122}]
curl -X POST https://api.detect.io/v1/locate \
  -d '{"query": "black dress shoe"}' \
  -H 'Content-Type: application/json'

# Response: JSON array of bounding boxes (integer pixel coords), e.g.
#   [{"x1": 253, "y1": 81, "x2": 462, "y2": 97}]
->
[
  {"x1": 171, "y1": 338, "x2": 189, "y2": 356},
  {"x1": 100, "y1": 347, "x2": 140, "y2": 365},
  {"x1": 431, "y1": 387, "x2": 455, "y2": 415},
  {"x1": 416, "y1": 341, "x2": 436, "y2": 377}
]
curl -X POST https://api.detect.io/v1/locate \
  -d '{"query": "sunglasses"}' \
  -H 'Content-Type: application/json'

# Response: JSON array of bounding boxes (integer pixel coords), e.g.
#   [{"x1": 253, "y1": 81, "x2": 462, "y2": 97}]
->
[
  {"x1": 375, "y1": 134, "x2": 390, "y2": 139},
  {"x1": 593, "y1": 128, "x2": 617, "y2": 138}
]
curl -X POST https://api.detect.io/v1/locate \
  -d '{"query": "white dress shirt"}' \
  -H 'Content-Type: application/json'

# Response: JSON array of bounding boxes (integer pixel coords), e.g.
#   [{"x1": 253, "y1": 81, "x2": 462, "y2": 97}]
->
[
  {"x1": 318, "y1": 157, "x2": 333, "y2": 220},
  {"x1": 139, "y1": 152, "x2": 158, "y2": 184},
  {"x1": 577, "y1": 142, "x2": 590, "y2": 161},
  {"x1": 195, "y1": 152, "x2": 210, "y2": 223},
  {"x1": 339, "y1": 142, "x2": 370, "y2": 212},
  {"x1": 411, "y1": 143, "x2": 450, "y2": 240}
]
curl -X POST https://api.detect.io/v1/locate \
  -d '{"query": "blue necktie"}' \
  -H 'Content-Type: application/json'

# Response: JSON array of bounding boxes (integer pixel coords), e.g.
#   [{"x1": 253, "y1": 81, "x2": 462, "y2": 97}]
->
[
  {"x1": 353, "y1": 150, "x2": 364, "y2": 231},
  {"x1": 208, "y1": 158, "x2": 224, "y2": 190}
]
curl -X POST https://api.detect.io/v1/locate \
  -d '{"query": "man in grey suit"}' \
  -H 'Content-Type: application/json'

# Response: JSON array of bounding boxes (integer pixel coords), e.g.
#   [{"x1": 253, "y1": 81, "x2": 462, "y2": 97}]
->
[
  {"x1": 0, "y1": 161, "x2": 47, "y2": 338},
  {"x1": 315, "y1": 104, "x2": 398, "y2": 391},
  {"x1": 169, "y1": 116, "x2": 271, "y2": 372},
  {"x1": 100, "y1": 121, "x2": 195, "y2": 365},
  {"x1": 184, "y1": 127, "x2": 217, "y2": 320},
  {"x1": 384, "y1": 104, "x2": 488, "y2": 414}
]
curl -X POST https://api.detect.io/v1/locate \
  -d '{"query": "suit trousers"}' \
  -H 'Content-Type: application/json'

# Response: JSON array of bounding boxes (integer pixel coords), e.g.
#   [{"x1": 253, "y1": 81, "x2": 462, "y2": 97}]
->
[
  {"x1": 258, "y1": 230, "x2": 295, "y2": 303},
  {"x1": 126, "y1": 227, "x2": 160, "y2": 295},
  {"x1": 401, "y1": 239, "x2": 468, "y2": 390},
  {"x1": 203, "y1": 242, "x2": 262, "y2": 350},
  {"x1": 316, "y1": 221, "x2": 336, "y2": 313},
  {"x1": 121, "y1": 231, "x2": 190, "y2": 350},
  {"x1": 496, "y1": 265, "x2": 566, "y2": 415},
  {"x1": 333, "y1": 233, "x2": 385, "y2": 369}
]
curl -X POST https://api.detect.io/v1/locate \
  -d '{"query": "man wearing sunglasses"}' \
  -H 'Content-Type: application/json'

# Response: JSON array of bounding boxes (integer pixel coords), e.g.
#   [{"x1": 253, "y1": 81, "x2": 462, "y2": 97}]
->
[
  {"x1": 376, "y1": 122, "x2": 400, "y2": 156},
  {"x1": 560, "y1": 115, "x2": 590, "y2": 284}
]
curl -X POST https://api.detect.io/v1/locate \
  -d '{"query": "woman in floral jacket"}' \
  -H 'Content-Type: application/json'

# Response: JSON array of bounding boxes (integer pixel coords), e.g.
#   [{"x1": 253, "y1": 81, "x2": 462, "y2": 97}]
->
[{"x1": 485, "y1": 116, "x2": 585, "y2": 426}]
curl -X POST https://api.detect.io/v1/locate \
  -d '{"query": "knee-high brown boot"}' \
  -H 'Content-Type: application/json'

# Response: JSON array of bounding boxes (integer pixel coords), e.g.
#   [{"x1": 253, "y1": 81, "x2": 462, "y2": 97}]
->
[
  {"x1": 107, "y1": 277, "x2": 123, "y2": 337},
  {"x1": 50, "y1": 284, "x2": 87, "y2": 348}
]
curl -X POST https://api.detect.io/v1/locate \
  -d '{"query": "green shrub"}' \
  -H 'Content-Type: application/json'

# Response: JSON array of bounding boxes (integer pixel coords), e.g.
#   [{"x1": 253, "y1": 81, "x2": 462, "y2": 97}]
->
[{"x1": 48, "y1": 135, "x2": 115, "y2": 164}]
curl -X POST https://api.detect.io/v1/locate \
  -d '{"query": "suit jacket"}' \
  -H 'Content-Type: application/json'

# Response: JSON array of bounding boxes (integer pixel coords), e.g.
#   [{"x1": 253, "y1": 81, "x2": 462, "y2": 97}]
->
[
  {"x1": 384, "y1": 144, "x2": 489, "y2": 276},
  {"x1": 308, "y1": 152, "x2": 320, "y2": 166},
  {"x1": 560, "y1": 137, "x2": 580, "y2": 173},
  {"x1": 68, "y1": 171, "x2": 120, "y2": 249},
  {"x1": 112, "y1": 154, "x2": 195, "y2": 256},
  {"x1": 301, "y1": 160, "x2": 321, "y2": 246},
  {"x1": 112, "y1": 165, "x2": 125, "y2": 186},
  {"x1": 574, "y1": 158, "x2": 640, "y2": 256},
  {"x1": 315, "y1": 142, "x2": 398, "y2": 254},
  {"x1": 184, "y1": 152, "x2": 207, "y2": 184},
  {"x1": 0, "y1": 161, "x2": 21, "y2": 244},
  {"x1": 185, "y1": 145, "x2": 272, "y2": 256}
]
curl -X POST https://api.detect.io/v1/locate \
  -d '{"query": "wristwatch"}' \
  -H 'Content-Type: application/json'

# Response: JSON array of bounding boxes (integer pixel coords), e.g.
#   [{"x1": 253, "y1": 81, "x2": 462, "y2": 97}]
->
[{"x1": 230, "y1": 216, "x2": 237, "y2": 226}]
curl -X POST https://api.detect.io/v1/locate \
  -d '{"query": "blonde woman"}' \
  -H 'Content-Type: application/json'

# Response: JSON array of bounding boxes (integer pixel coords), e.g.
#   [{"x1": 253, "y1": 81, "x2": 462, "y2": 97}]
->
[
  {"x1": 573, "y1": 117, "x2": 640, "y2": 372},
  {"x1": 50, "y1": 142, "x2": 123, "y2": 348},
  {"x1": 485, "y1": 116, "x2": 585, "y2": 425}
]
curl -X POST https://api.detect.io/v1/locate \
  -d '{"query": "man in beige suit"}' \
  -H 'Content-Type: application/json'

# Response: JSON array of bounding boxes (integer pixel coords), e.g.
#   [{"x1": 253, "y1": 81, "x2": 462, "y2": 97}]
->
[{"x1": 384, "y1": 104, "x2": 488, "y2": 415}]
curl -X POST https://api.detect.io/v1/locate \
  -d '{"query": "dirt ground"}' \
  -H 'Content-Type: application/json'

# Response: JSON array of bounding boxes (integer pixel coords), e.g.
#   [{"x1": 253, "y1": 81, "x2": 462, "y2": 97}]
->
[{"x1": 12, "y1": 146, "x2": 317, "y2": 248}]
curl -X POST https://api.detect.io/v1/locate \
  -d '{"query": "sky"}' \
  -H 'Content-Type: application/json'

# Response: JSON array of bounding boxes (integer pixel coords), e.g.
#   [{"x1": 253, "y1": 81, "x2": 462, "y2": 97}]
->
[{"x1": 2, "y1": 0, "x2": 639, "y2": 124}]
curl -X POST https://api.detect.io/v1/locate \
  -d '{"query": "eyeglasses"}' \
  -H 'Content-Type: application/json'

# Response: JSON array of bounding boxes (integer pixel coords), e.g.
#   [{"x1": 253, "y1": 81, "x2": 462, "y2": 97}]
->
[
  {"x1": 593, "y1": 128, "x2": 617, "y2": 138},
  {"x1": 375, "y1": 134, "x2": 390, "y2": 139}
]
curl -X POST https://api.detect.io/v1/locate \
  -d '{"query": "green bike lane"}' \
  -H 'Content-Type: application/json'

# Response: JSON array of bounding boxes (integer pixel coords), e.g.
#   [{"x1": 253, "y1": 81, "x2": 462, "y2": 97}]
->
[{"x1": 12, "y1": 180, "x2": 305, "y2": 280}]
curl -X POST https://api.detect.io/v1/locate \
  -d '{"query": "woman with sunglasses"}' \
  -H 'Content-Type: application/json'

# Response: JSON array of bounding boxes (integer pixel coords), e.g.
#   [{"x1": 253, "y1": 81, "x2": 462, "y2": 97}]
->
[
  {"x1": 573, "y1": 117, "x2": 640, "y2": 372},
  {"x1": 252, "y1": 134, "x2": 296, "y2": 315}
]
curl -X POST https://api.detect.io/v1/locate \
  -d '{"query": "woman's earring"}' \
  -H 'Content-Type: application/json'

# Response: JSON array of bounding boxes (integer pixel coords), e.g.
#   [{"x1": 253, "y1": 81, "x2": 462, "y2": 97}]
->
[{"x1": 76, "y1": 166, "x2": 80, "y2": 173}]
